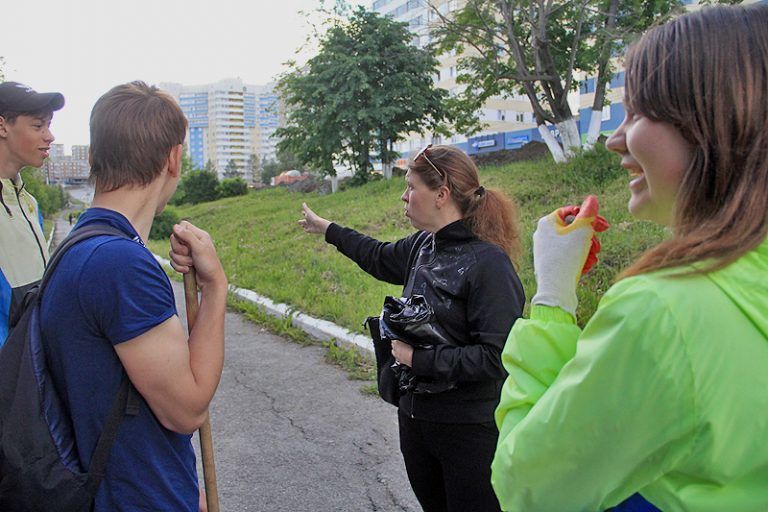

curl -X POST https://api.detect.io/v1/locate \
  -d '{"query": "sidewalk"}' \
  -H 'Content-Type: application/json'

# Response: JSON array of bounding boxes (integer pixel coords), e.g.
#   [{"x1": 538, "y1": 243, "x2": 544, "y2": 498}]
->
[
  {"x1": 48, "y1": 212, "x2": 75, "y2": 251},
  {"x1": 176, "y1": 277, "x2": 419, "y2": 510}
]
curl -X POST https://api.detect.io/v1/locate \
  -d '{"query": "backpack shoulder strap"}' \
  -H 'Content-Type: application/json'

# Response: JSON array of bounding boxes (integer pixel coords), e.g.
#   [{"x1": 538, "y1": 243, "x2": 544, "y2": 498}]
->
[
  {"x1": 84, "y1": 374, "x2": 140, "y2": 495},
  {"x1": 41, "y1": 223, "x2": 139, "y2": 495},
  {"x1": 39, "y1": 224, "x2": 130, "y2": 294}
]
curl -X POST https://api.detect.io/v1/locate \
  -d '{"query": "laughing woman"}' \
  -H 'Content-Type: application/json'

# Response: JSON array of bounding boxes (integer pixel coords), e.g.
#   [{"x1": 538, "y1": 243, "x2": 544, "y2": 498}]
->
[
  {"x1": 491, "y1": 5, "x2": 768, "y2": 511},
  {"x1": 300, "y1": 145, "x2": 524, "y2": 512}
]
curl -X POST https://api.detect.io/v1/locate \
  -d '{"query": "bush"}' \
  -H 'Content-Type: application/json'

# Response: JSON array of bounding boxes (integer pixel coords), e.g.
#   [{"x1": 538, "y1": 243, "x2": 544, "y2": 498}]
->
[
  {"x1": 179, "y1": 170, "x2": 220, "y2": 204},
  {"x1": 169, "y1": 187, "x2": 186, "y2": 206},
  {"x1": 149, "y1": 208, "x2": 180, "y2": 240},
  {"x1": 218, "y1": 177, "x2": 248, "y2": 198},
  {"x1": 565, "y1": 143, "x2": 623, "y2": 187}
]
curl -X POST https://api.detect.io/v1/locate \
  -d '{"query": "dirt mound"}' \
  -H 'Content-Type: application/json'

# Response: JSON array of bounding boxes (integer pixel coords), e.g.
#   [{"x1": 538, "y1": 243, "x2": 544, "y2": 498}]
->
[{"x1": 471, "y1": 141, "x2": 549, "y2": 166}]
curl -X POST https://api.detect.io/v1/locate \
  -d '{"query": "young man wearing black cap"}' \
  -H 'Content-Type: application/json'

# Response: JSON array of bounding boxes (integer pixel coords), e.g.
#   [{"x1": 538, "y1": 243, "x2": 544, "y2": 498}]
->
[{"x1": 0, "y1": 81, "x2": 65, "y2": 346}]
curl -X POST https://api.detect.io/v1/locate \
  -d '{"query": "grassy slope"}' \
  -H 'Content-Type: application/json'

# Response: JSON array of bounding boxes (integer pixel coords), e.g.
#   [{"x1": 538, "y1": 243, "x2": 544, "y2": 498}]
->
[{"x1": 148, "y1": 149, "x2": 667, "y2": 333}]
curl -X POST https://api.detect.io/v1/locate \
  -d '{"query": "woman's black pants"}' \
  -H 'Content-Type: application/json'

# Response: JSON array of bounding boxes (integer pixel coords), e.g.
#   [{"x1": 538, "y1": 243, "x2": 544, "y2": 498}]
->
[{"x1": 398, "y1": 411, "x2": 502, "y2": 512}]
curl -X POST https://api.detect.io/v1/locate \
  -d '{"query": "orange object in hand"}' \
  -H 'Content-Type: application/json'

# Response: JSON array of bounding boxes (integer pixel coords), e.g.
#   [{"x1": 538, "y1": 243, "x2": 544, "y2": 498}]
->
[{"x1": 556, "y1": 196, "x2": 610, "y2": 275}]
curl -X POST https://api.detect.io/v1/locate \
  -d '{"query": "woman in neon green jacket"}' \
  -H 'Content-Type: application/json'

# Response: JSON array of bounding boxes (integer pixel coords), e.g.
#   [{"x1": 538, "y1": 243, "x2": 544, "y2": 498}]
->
[{"x1": 491, "y1": 5, "x2": 768, "y2": 512}]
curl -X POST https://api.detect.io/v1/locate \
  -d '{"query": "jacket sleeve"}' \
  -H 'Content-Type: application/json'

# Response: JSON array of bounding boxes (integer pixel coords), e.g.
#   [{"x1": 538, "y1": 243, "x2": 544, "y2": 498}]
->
[
  {"x1": 325, "y1": 222, "x2": 425, "y2": 286},
  {"x1": 491, "y1": 277, "x2": 698, "y2": 511},
  {"x1": 411, "y1": 251, "x2": 524, "y2": 382}
]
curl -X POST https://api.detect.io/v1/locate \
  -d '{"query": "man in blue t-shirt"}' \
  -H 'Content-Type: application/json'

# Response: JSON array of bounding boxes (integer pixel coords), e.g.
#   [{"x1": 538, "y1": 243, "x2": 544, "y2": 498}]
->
[{"x1": 39, "y1": 81, "x2": 227, "y2": 511}]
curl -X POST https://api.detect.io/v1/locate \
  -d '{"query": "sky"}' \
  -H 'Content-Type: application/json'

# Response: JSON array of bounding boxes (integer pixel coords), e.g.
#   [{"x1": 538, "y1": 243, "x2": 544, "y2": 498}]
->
[{"x1": 1, "y1": 0, "x2": 367, "y2": 152}]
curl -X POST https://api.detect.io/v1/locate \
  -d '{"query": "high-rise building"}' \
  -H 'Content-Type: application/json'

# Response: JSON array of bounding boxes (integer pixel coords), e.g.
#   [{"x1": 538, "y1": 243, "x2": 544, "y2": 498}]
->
[
  {"x1": 71, "y1": 145, "x2": 89, "y2": 162},
  {"x1": 50, "y1": 144, "x2": 65, "y2": 160},
  {"x1": 161, "y1": 79, "x2": 283, "y2": 183},
  {"x1": 44, "y1": 145, "x2": 90, "y2": 184}
]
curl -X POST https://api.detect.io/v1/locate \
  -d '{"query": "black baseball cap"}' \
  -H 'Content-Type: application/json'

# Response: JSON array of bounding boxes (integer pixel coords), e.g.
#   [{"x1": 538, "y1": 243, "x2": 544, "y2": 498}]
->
[{"x1": 0, "y1": 82, "x2": 65, "y2": 114}]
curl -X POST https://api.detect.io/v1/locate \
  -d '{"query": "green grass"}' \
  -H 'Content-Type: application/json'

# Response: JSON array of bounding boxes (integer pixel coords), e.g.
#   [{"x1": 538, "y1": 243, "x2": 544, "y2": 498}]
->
[
  {"x1": 43, "y1": 218, "x2": 54, "y2": 243},
  {"x1": 324, "y1": 340, "x2": 376, "y2": 381},
  {"x1": 227, "y1": 296, "x2": 314, "y2": 346},
  {"x1": 148, "y1": 147, "x2": 668, "y2": 331}
]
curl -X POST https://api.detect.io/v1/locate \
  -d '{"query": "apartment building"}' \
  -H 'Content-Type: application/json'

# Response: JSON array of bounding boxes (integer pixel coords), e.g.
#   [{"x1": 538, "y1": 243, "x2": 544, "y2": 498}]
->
[
  {"x1": 371, "y1": 0, "x2": 538, "y2": 160},
  {"x1": 161, "y1": 79, "x2": 283, "y2": 182},
  {"x1": 375, "y1": 0, "x2": 767, "y2": 160},
  {"x1": 43, "y1": 143, "x2": 90, "y2": 184}
]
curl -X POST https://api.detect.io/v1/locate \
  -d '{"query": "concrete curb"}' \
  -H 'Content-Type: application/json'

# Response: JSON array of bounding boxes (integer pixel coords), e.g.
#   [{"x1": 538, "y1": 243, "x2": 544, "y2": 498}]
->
[
  {"x1": 47, "y1": 222, "x2": 57, "y2": 251},
  {"x1": 152, "y1": 254, "x2": 374, "y2": 357}
]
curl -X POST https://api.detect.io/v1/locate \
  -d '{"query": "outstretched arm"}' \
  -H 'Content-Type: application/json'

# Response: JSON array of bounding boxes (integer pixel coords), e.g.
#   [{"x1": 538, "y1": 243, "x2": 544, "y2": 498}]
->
[{"x1": 299, "y1": 202, "x2": 426, "y2": 285}]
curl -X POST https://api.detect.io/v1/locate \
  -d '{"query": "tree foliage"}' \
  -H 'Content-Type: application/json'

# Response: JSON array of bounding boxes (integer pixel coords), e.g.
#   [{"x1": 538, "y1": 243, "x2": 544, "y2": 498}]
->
[
  {"x1": 178, "y1": 170, "x2": 220, "y2": 205},
  {"x1": 277, "y1": 7, "x2": 450, "y2": 183},
  {"x1": 218, "y1": 177, "x2": 249, "y2": 198},
  {"x1": 261, "y1": 160, "x2": 281, "y2": 185},
  {"x1": 21, "y1": 167, "x2": 67, "y2": 217},
  {"x1": 430, "y1": 0, "x2": 684, "y2": 161},
  {"x1": 223, "y1": 159, "x2": 241, "y2": 179},
  {"x1": 149, "y1": 208, "x2": 180, "y2": 240},
  {"x1": 247, "y1": 153, "x2": 260, "y2": 183},
  {"x1": 258, "y1": 146, "x2": 304, "y2": 186}
]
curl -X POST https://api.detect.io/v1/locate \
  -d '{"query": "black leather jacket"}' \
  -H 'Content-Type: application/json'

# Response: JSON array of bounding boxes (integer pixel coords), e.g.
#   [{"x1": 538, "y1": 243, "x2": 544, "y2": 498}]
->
[{"x1": 326, "y1": 219, "x2": 525, "y2": 423}]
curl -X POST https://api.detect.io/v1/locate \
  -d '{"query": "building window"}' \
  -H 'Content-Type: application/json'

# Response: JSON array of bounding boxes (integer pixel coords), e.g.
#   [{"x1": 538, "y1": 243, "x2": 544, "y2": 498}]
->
[{"x1": 497, "y1": 110, "x2": 506, "y2": 121}]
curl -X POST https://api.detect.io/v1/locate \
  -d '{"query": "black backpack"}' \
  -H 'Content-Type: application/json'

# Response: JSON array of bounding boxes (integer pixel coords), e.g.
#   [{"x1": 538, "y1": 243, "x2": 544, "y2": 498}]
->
[{"x1": 0, "y1": 224, "x2": 140, "y2": 511}]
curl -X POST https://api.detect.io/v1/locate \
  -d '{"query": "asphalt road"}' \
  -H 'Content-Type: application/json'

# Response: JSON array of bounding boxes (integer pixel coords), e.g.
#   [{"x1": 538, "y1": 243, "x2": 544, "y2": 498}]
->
[{"x1": 173, "y1": 280, "x2": 420, "y2": 511}]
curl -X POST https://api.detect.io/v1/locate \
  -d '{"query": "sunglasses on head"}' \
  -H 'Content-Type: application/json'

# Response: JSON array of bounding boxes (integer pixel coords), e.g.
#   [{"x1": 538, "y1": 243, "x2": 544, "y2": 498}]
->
[{"x1": 414, "y1": 143, "x2": 445, "y2": 180}]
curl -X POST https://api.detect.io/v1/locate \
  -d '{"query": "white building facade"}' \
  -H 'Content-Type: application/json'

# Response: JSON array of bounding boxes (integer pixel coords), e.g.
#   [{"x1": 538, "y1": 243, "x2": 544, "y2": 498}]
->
[{"x1": 371, "y1": 0, "x2": 538, "y2": 160}]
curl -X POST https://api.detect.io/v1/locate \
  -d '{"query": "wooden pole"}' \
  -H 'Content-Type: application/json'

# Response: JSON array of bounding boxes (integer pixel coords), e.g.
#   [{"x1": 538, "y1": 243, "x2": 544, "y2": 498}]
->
[{"x1": 183, "y1": 269, "x2": 220, "y2": 512}]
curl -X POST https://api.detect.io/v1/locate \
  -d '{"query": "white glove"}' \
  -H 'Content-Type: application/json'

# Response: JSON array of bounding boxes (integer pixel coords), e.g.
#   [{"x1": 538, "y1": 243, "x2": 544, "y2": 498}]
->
[{"x1": 531, "y1": 196, "x2": 609, "y2": 316}]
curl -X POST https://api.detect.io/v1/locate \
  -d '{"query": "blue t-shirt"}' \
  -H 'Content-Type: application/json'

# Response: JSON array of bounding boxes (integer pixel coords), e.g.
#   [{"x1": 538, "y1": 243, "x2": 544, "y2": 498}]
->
[{"x1": 39, "y1": 208, "x2": 197, "y2": 511}]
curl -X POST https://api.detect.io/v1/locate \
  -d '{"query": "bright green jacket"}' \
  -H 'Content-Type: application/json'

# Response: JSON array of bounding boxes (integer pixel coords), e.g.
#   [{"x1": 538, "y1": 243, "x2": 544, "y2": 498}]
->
[{"x1": 492, "y1": 238, "x2": 768, "y2": 512}]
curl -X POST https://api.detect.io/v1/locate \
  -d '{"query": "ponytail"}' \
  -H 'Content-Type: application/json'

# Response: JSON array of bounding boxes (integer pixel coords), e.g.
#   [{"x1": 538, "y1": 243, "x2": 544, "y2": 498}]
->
[{"x1": 409, "y1": 145, "x2": 522, "y2": 265}]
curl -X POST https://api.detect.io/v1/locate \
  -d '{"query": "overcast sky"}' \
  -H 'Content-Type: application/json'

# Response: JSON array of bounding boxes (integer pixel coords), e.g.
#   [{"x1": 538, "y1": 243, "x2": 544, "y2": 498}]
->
[{"x1": 1, "y1": 0, "x2": 367, "y2": 151}]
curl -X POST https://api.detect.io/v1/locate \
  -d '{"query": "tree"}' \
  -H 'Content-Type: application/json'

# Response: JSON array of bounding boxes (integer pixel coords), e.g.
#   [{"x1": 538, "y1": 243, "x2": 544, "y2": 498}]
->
[
  {"x1": 582, "y1": 0, "x2": 683, "y2": 147},
  {"x1": 430, "y1": 0, "x2": 683, "y2": 162},
  {"x1": 20, "y1": 167, "x2": 67, "y2": 217},
  {"x1": 247, "y1": 153, "x2": 260, "y2": 184},
  {"x1": 261, "y1": 159, "x2": 281, "y2": 185},
  {"x1": 223, "y1": 159, "x2": 241, "y2": 179},
  {"x1": 218, "y1": 177, "x2": 249, "y2": 198},
  {"x1": 180, "y1": 170, "x2": 220, "y2": 204},
  {"x1": 276, "y1": 146, "x2": 304, "y2": 173},
  {"x1": 277, "y1": 6, "x2": 450, "y2": 183}
]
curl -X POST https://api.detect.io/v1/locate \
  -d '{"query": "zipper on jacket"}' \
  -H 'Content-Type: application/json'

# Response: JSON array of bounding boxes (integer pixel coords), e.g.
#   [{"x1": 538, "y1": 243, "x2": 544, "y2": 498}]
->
[
  {"x1": 0, "y1": 181, "x2": 12, "y2": 216},
  {"x1": 15, "y1": 186, "x2": 47, "y2": 267}
]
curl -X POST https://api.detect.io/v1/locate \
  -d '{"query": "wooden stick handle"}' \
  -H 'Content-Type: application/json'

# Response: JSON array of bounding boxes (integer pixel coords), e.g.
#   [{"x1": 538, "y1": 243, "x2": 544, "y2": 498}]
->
[{"x1": 183, "y1": 270, "x2": 220, "y2": 512}]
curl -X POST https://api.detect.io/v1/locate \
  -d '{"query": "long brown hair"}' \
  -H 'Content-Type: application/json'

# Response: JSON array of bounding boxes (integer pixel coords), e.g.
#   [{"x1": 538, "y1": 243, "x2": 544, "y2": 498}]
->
[
  {"x1": 409, "y1": 145, "x2": 522, "y2": 265},
  {"x1": 621, "y1": 4, "x2": 768, "y2": 278}
]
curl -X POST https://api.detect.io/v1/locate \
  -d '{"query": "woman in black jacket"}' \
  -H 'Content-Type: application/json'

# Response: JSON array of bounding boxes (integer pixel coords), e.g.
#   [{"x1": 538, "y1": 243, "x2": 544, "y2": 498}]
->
[{"x1": 300, "y1": 144, "x2": 525, "y2": 512}]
